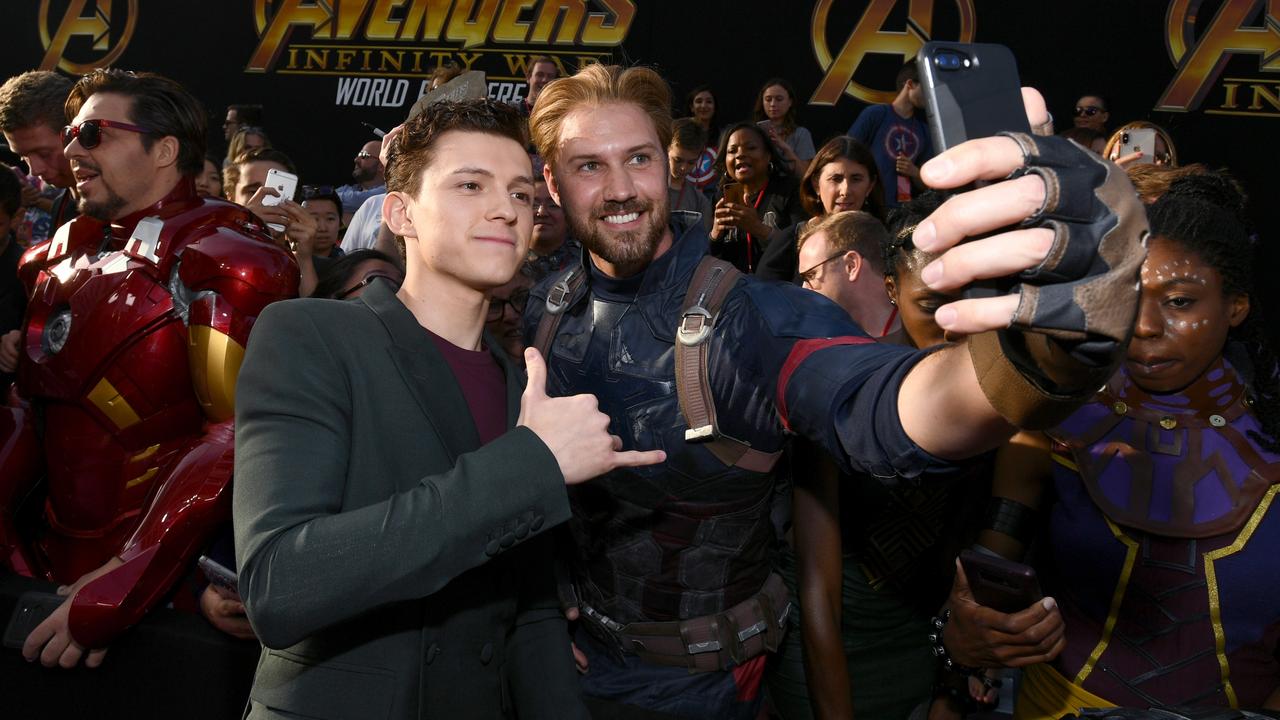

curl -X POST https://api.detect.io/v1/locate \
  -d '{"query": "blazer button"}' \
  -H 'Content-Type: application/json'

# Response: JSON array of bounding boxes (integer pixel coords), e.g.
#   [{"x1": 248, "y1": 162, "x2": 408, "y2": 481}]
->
[
  {"x1": 480, "y1": 643, "x2": 494, "y2": 665},
  {"x1": 500, "y1": 532, "x2": 516, "y2": 549},
  {"x1": 426, "y1": 643, "x2": 440, "y2": 664},
  {"x1": 514, "y1": 522, "x2": 529, "y2": 539},
  {"x1": 531, "y1": 515, "x2": 544, "y2": 531},
  {"x1": 485, "y1": 538, "x2": 501, "y2": 556}
]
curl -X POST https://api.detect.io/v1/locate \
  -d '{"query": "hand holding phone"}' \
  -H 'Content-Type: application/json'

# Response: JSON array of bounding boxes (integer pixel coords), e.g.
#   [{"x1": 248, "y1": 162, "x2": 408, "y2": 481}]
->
[
  {"x1": 262, "y1": 168, "x2": 299, "y2": 232},
  {"x1": 198, "y1": 555, "x2": 240, "y2": 597},
  {"x1": 959, "y1": 549, "x2": 1041, "y2": 613},
  {"x1": 3, "y1": 591, "x2": 65, "y2": 649}
]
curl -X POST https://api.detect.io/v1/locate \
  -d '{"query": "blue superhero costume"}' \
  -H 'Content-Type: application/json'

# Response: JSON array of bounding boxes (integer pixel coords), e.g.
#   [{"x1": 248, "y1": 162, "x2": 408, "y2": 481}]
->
[{"x1": 523, "y1": 215, "x2": 954, "y2": 714}]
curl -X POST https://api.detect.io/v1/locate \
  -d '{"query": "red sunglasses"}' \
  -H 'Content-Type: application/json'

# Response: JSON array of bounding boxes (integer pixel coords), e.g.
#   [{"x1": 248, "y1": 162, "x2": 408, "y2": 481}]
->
[{"x1": 62, "y1": 119, "x2": 154, "y2": 149}]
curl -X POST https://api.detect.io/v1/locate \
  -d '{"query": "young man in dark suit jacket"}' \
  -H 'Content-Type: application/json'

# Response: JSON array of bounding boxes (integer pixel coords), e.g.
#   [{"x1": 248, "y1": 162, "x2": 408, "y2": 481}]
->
[{"x1": 232, "y1": 99, "x2": 665, "y2": 719}]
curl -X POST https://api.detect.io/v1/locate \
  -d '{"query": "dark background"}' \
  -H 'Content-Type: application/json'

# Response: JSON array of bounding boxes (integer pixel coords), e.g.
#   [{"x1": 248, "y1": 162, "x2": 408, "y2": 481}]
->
[{"x1": 5, "y1": 1, "x2": 1277, "y2": 306}]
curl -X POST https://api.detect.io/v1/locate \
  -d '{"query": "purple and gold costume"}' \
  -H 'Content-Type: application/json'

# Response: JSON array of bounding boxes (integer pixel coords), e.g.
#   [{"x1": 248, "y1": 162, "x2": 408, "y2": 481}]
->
[{"x1": 1016, "y1": 359, "x2": 1280, "y2": 717}]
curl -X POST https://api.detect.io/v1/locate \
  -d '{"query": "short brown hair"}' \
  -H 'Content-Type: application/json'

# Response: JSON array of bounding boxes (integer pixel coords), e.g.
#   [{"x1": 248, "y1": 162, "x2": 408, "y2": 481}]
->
[
  {"x1": 386, "y1": 99, "x2": 527, "y2": 198},
  {"x1": 65, "y1": 68, "x2": 207, "y2": 176},
  {"x1": 530, "y1": 64, "x2": 672, "y2": 171},
  {"x1": 0, "y1": 70, "x2": 73, "y2": 133},
  {"x1": 527, "y1": 56, "x2": 559, "y2": 79},
  {"x1": 800, "y1": 136, "x2": 885, "y2": 220},
  {"x1": 670, "y1": 117, "x2": 706, "y2": 150},
  {"x1": 237, "y1": 147, "x2": 296, "y2": 176},
  {"x1": 798, "y1": 210, "x2": 889, "y2": 275}
]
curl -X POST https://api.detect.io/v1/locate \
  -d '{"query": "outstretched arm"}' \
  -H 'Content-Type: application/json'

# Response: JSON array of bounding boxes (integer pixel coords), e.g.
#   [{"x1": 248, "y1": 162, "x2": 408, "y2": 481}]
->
[{"x1": 896, "y1": 90, "x2": 1146, "y2": 457}]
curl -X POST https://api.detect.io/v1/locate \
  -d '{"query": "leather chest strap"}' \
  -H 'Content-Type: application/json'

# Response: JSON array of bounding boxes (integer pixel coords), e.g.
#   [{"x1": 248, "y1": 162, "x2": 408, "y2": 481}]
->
[
  {"x1": 532, "y1": 265, "x2": 585, "y2": 362},
  {"x1": 675, "y1": 257, "x2": 780, "y2": 473}
]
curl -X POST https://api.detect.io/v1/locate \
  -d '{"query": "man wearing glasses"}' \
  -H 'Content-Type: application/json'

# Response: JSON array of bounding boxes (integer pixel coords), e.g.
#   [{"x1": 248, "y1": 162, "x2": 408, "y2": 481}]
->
[
  {"x1": 336, "y1": 139, "x2": 386, "y2": 224},
  {"x1": 0, "y1": 68, "x2": 297, "y2": 668},
  {"x1": 1072, "y1": 94, "x2": 1110, "y2": 133},
  {"x1": 795, "y1": 210, "x2": 903, "y2": 341}
]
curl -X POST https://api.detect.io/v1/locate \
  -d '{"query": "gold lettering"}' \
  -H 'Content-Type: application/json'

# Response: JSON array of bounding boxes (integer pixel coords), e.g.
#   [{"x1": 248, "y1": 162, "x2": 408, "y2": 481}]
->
[
  {"x1": 411, "y1": 50, "x2": 424, "y2": 72},
  {"x1": 504, "y1": 52, "x2": 531, "y2": 77},
  {"x1": 286, "y1": 47, "x2": 300, "y2": 69},
  {"x1": 458, "y1": 51, "x2": 482, "y2": 69},
  {"x1": 576, "y1": 55, "x2": 599, "y2": 69},
  {"x1": 1221, "y1": 81, "x2": 1240, "y2": 109},
  {"x1": 1248, "y1": 83, "x2": 1280, "y2": 110},
  {"x1": 247, "y1": 0, "x2": 332, "y2": 72},
  {"x1": 580, "y1": 0, "x2": 634, "y2": 46},
  {"x1": 446, "y1": 0, "x2": 500, "y2": 49},
  {"x1": 1158, "y1": 0, "x2": 1280, "y2": 111},
  {"x1": 304, "y1": 48, "x2": 329, "y2": 69},
  {"x1": 530, "y1": 0, "x2": 584, "y2": 44},
  {"x1": 335, "y1": 48, "x2": 357, "y2": 70},
  {"x1": 399, "y1": 0, "x2": 452, "y2": 40},
  {"x1": 362, "y1": 49, "x2": 373, "y2": 70},
  {"x1": 430, "y1": 50, "x2": 453, "y2": 68},
  {"x1": 493, "y1": 0, "x2": 537, "y2": 43},
  {"x1": 379, "y1": 50, "x2": 404, "y2": 71},
  {"x1": 366, "y1": 0, "x2": 406, "y2": 40},
  {"x1": 335, "y1": 0, "x2": 375, "y2": 38}
]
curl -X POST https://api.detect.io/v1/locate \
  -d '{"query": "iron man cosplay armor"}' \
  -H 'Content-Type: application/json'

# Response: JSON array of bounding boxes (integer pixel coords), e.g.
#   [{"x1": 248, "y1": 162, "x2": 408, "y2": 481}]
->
[{"x1": 0, "y1": 179, "x2": 297, "y2": 647}]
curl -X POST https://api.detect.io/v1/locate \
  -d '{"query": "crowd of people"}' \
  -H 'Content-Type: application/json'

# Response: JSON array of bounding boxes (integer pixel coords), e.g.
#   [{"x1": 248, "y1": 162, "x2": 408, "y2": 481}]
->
[{"x1": 0, "y1": 47, "x2": 1275, "y2": 720}]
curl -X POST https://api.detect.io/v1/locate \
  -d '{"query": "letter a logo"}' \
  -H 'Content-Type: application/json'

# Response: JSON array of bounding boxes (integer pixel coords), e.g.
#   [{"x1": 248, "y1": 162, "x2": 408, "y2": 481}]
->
[
  {"x1": 810, "y1": 0, "x2": 976, "y2": 106},
  {"x1": 39, "y1": 0, "x2": 138, "y2": 74}
]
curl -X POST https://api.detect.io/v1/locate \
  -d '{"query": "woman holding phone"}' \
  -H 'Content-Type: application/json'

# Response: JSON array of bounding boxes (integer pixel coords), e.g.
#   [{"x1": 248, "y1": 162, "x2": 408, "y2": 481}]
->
[{"x1": 709, "y1": 122, "x2": 806, "y2": 273}]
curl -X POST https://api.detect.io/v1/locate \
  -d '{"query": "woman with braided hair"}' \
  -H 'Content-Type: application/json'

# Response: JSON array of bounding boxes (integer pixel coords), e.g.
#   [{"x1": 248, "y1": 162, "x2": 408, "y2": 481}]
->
[{"x1": 941, "y1": 172, "x2": 1280, "y2": 716}]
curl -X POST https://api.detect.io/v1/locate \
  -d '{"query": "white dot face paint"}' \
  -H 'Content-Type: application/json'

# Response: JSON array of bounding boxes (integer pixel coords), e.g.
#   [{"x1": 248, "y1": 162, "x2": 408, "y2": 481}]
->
[{"x1": 1128, "y1": 237, "x2": 1240, "y2": 394}]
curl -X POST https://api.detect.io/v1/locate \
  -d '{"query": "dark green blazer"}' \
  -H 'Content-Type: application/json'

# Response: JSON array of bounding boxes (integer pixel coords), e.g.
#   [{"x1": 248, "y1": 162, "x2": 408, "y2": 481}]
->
[{"x1": 233, "y1": 279, "x2": 586, "y2": 719}]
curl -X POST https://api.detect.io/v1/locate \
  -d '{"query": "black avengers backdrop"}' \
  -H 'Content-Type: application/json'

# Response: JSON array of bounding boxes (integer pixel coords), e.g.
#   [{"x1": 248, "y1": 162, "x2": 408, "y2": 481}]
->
[{"x1": 5, "y1": 0, "x2": 1277, "y2": 306}]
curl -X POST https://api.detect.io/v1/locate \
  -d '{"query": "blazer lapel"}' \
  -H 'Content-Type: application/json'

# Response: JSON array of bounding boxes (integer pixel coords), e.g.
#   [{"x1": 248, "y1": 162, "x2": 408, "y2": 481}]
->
[{"x1": 361, "y1": 280, "x2": 480, "y2": 462}]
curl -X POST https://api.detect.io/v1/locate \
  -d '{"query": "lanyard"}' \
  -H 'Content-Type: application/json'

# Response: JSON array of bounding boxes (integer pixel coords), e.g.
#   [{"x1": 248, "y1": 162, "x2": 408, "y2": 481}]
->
[
  {"x1": 880, "y1": 306, "x2": 898, "y2": 338},
  {"x1": 744, "y1": 182, "x2": 768, "y2": 272}
]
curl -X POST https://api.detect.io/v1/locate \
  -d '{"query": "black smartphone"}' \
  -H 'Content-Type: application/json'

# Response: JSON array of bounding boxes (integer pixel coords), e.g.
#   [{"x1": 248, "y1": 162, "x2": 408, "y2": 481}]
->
[
  {"x1": 959, "y1": 549, "x2": 1042, "y2": 614},
  {"x1": 3, "y1": 591, "x2": 65, "y2": 649},
  {"x1": 198, "y1": 555, "x2": 240, "y2": 596},
  {"x1": 917, "y1": 42, "x2": 1030, "y2": 152},
  {"x1": 918, "y1": 42, "x2": 1031, "y2": 301}
]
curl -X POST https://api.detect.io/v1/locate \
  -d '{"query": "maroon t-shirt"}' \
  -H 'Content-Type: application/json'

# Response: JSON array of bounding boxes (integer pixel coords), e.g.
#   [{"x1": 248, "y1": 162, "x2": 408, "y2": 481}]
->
[{"x1": 424, "y1": 328, "x2": 507, "y2": 445}]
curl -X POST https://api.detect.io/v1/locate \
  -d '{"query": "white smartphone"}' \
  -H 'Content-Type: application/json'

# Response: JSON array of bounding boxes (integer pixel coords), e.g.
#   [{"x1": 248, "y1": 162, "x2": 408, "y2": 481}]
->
[
  {"x1": 262, "y1": 168, "x2": 298, "y2": 232},
  {"x1": 1117, "y1": 128, "x2": 1156, "y2": 165}
]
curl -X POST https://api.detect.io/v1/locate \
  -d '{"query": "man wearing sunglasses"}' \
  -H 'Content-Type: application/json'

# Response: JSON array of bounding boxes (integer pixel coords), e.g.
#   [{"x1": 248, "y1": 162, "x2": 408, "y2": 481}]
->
[
  {"x1": 0, "y1": 68, "x2": 298, "y2": 669},
  {"x1": 335, "y1": 139, "x2": 385, "y2": 224},
  {"x1": 1072, "y1": 94, "x2": 1110, "y2": 133}
]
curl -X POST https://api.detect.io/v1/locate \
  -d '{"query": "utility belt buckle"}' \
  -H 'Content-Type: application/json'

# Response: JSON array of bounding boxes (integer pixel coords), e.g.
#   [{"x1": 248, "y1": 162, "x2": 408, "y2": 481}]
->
[{"x1": 676, "y1": 306, "x2": 713, "y2": 347}]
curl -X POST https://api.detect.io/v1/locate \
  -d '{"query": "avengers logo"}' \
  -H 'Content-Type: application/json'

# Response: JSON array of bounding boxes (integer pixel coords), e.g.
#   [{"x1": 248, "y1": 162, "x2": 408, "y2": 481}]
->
[
  {"x1": 1158, "y1": 0, "x2": 1280, "y2": 115},
  {"x1": 247, "y1": 0, "x2": 636, "y2": 72},
  {"x1": 38, "y1": 0, "x2": 138, "y2": 74},
  {"x1": 809, "y1": 0, "x2": 976, "y2": 106}
]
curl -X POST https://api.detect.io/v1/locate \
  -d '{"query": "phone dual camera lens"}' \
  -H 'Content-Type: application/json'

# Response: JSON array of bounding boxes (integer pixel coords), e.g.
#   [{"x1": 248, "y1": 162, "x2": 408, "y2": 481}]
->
[{"x1": 932, "y1": 50, "x2": 970, "y2": 71}]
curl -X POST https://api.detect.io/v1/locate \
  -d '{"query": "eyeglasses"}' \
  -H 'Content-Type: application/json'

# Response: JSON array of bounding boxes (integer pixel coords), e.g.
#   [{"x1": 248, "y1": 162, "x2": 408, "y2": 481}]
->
[
  {"x1": 354, "y1": 151, "x2": 375, "y2": 160},
  {"x1": 335, "y1": 271, "x2": 401, "y2": 300},
  {"x1": 486, "y1": 288, "x2": 530, "y2": 321},
  {"x1": 302, "y1": 184, "x2": 337, "y2": 199},
  {"x1": 798, "y1": 251, "x2": 847, "y2": 285},
  {"x1": 1074, "y1": 106, "x2": 1104, "y2": 117},
  {"x1": 62, "y1": 119, "x2": 154, "y2": 149}
]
